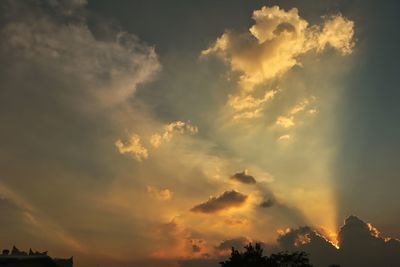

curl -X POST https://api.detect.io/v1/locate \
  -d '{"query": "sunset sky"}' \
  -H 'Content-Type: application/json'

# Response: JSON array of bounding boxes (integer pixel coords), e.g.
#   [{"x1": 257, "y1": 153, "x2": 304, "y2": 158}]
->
[{"x1": 1, "y1": 1, "x2": 400, "y2": 266}]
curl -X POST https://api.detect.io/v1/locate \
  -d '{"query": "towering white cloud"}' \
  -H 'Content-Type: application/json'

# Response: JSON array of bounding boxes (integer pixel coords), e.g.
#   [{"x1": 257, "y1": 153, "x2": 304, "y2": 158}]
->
[
  {"x1": 202, "y1": 6, "x2": 354, "y2": 120},
  {"x1": 203, "y1": 6, "x2": 354, "y2": 91}
]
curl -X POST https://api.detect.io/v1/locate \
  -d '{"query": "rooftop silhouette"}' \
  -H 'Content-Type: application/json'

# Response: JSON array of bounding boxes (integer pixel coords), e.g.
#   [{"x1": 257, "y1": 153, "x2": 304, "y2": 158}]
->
[{"x1": 0, "y1": 246, "x2": 72, "y2": 267}]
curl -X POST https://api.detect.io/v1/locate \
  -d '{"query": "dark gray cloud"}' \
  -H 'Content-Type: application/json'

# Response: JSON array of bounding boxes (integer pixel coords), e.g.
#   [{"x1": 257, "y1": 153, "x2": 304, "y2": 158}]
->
[
  {"x1": 190, "y1": 239, "x2": 204, "y2": 253},
  {"x1": 192, "y1": 244, "x2": 201, "y2": 253},
  {"x1": 190, "y1": 190, "x2": 247, "y2": 214},
  {"x1": 259, "y1": 198, "x2": 274, "y2": 208},
  {"x1": 336, "y1": 215, "x2": 400, "y2": 266},
  {"x1": 179, "y1": 216, "x2": 400, "y2": 267},
  {"x1": 230, "y1": 171, "x2": 256, "y2": 184},
  {"x1": 276, "y1": 216, "x2": 400, "y2": 267}
]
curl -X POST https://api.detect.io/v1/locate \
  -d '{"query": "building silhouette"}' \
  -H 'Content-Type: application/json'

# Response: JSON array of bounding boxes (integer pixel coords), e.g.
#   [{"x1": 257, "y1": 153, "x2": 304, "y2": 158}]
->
[{"x1": 0, "y1": 246, "x2": 72, "y2": 267}]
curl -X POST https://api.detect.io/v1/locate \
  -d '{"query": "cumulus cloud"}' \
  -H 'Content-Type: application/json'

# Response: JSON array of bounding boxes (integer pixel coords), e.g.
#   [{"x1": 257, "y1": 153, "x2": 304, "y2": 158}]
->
[
  {"x1": 336, "y1": 215, "x2": 400, "y2": 266},
  {"x1": 230, "y1": 170, "x2": 257, "y2": 184},
  {"x1": 202, "y1": 5, "x2": 354, "y2": 120},
  {"x1": 115, "y1": 120, "x2": 198, "y2": 161},
  {"x1": 147, "y1": 186, "x2": 173, "y2": 201},
  {"x1": 190, "y1": 190, "x2": 248, "y2": 214},
  {"x1": 180, "y1": 216, "x2": 400, "y2": 267},
  {"x1": 275, "y1": 216, "x2": 400, "y2": 267},
  {"x1": 150, "y1": 121, "x2": 198, "y2": 148},
  {"x1": 317, "y1": 15, "x2": 355, "y2": 55},
  {"x1": 203, "y1": 6, "x2": 354, "y2": 91},
  {"x1": 115, "y1": 134, "x2": 148, "y2": 162}
]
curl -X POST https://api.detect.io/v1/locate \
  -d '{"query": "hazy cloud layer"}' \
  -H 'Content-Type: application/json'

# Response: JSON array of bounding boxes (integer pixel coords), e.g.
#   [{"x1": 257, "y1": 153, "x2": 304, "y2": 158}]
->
[
  {"x1": 147, "y1": 186, "x2": 173, "y2": 201},
  {"x1": 216, "y1": 237, "x2": 251, "y2": 251},
  {"x1": 1, "y1": 1, "x2": 160, "y2": 108},
  {"x1": 0, "y1": 0, "x2": 162, "y2": 260}
]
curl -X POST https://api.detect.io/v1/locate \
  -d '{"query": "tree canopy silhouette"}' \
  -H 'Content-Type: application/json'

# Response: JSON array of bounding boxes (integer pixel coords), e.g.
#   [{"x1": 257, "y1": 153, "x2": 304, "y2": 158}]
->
[{"x1": 219, "y1": 243, "x2": 313, "y2": 267}]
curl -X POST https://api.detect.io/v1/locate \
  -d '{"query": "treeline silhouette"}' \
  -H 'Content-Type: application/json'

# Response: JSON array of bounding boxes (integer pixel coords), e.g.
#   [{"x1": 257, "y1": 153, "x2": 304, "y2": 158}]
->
[{"x1": 219, "y1": 243, "x2": 317, "y2": 267}]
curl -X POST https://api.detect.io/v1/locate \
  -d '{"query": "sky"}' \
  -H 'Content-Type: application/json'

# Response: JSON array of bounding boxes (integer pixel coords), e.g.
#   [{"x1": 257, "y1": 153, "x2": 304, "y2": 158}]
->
[{"x1": 0, "y1": 0, "x2": 399, "y2": 266}]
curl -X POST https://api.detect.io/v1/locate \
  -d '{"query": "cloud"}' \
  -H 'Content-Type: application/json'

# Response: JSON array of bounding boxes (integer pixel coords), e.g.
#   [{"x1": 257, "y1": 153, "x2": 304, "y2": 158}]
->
[
  {"x1": 0, "y1": 0, "x2": 161, "y2": 260},
  {"x1": 227, "y1": 90, "x2": 277, "y2": 120},
  {"x1": 203, "y1": 6, "x2": 354, "y2": 91},
  {"x1": 115, "y1": 134, "x2": 149, "y2": 162},
  {"x1": 277, "y1": 134, "x2": 291, "y2": 141},
  {"x1": 192, "y1": 244, "x2": 201, "y2": 253},
  {"x1": 260, "y1": 198, "x2": 274, "y2": 208},
  {"x1": 307, "y1": 109, "x2": 317, "y2": 115},
  {"x1": 275, "y1": 97, "x2": 317, "y2": 128},
  {"x1": 336, "y1": 215, "x2": 400, "y2": 266},
  {"x1": 275, "y1": 216, "x2": 400, "y2": 267},
  {"x1": 228, "y1": 91, "x2": 277, "y2": 112},
  {"x1": 317, "y1": 15, "x2": 355, "y2": 55},
  {"x1": 1, "y1": 1, "x2": 160, "y2": 108},
  {"x1": 115, "y1": 120, "x2": 198, "y2": 161},
  {"x1": 0, "y1": 182, "x2": 85, "y2": 253},
  {"x1": 224, "y1": 218, "x2": 249, "y2": 227},
  {"x1": 184, "y1": 216, "x2": 400, "y2": 267},
  {"x1": 150, "y1": 121, "x2": 198, "y2": 148},
  {"x1": 202, "y1": 5, "x2": 354, "y2": 120},
  {"x1": 288, "y1": 99, "x2": 313, "y2": 115},
  {"x1": 230, "y1": 170, "x2": 256, "y2": 184},
  {"x1": 215, "y1": 237, "x2": 251, "y2": 251},
  {"x1": 276, "y1": 116, "x2": 295, "y2": 128},
  {"x1": 147, "y1": 186, "x2": 173, "y2": 201},
  {"x1": 190, "y1": 239, "x2": 205, "y2": 253},
  {"x1": 190, "y1": 190, "x2": 248, "y2": 214}
]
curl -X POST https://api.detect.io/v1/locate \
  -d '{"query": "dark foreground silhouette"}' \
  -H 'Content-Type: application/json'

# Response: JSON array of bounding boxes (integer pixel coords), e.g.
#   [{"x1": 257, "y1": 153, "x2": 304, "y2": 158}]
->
[
  {"x1": 220, "y1": 243, "x2": 313, "y2": 267},
  {"x1": 0, "y1": 246, "x2": 72, "y2": 267}
]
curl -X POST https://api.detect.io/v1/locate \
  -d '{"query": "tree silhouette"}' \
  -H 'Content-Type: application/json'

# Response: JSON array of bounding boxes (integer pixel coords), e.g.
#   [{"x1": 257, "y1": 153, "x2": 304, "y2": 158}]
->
[
  {"x1": 220, "y1": 243, "x2": 313, "y2": 267},
  {"x1": 266, "y1": 251, "x2": 312, "y2": 267}
]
